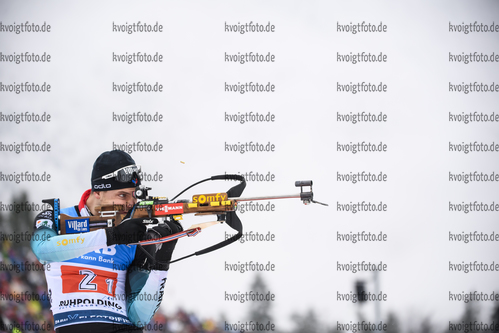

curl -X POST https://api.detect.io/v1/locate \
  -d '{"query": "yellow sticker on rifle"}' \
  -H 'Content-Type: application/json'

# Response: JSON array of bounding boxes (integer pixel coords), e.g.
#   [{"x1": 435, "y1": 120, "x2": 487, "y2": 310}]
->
[{"x1": 192, "y1": 192, "x2": 228, "y2": 204}]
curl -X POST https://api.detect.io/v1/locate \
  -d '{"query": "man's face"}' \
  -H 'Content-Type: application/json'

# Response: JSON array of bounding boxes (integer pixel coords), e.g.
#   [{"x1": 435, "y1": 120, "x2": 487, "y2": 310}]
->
[{"x1": 93, "y1": 188, "x2": 137, "y2": 213}]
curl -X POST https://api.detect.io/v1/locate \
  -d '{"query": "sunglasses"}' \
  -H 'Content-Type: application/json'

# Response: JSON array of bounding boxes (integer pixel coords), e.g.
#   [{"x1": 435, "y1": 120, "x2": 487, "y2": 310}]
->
[{"x1": 93, "y1": 164, "x2": 142, "y2": 183}]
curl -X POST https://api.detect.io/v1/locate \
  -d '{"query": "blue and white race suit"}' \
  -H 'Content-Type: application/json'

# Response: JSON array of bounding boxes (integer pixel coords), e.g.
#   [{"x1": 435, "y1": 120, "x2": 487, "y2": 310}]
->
[{"x1": 31, "y1": 191, "x2": 168, "y2": 332}]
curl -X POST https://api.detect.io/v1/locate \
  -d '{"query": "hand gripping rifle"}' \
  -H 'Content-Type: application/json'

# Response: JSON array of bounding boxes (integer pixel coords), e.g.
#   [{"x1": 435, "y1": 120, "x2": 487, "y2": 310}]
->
[{"x1": 44, "y1": 174, "x2": 327, "y2": 263}]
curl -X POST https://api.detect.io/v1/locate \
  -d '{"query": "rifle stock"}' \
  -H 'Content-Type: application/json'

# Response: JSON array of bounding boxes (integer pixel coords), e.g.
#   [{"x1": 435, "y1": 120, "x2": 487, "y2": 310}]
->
[
  {"x1": 58, "y1": 195, "x2": 236, "y2": 235},
  {"x1": 53, "y1": 178, "x2": 325, "y2": 235}
]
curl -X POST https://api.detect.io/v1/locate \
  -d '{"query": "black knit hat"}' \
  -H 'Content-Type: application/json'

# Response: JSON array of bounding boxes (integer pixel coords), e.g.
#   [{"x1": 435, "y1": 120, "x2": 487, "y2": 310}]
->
[{"x1": 91, "y1": 150, "x2": 141, "y2": 191}]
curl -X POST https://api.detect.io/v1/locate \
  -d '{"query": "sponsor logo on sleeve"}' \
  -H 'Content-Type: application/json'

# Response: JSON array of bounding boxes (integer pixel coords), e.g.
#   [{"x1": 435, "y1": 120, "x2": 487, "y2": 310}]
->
[
  {"x1": 57, "y1": 236, "x2": 85, "y2": 246},
  {"x1": 36, "y1": 219, "x2": 54, "y2": 229}
]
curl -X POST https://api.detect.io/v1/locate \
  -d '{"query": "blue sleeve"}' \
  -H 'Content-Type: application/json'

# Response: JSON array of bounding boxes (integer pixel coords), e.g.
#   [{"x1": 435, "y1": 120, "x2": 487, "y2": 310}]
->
[
  {"x1": 31, "y1": 209, "x2": 110, "y2": 263},
  {"x1": 31, "y1": 227, "x2": 109, "y2": 264},
  {"x1": 126, "y1": 267, "x2": 168, "y2": 327}
]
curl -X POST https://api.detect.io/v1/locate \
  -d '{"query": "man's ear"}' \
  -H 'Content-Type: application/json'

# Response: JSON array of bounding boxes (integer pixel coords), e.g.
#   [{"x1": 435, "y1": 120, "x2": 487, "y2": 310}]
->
[{"x1": 91, "y1": 191, "x2": 103, "y2": 200}]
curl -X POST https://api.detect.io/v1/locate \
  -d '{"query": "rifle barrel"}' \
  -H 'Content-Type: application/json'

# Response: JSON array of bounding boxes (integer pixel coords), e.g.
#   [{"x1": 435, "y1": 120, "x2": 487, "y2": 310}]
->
[{"x1": 230, "y1": 194, "x2": 301, "y2": 202}]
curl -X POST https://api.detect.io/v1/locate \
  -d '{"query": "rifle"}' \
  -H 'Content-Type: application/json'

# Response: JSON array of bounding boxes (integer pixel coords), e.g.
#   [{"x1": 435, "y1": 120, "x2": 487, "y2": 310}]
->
[{"x1": 43, "y1": 174, "x2": 327, "y2": 262}]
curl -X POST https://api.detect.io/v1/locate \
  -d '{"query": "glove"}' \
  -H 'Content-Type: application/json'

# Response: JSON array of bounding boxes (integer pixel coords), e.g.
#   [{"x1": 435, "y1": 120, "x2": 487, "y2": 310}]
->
[
  {"x1": 105, "y1": 218, "x2": 146, "y2": 246},
  {"x1": 144, "y1": 220, "x2": 183, "y2": 271}
]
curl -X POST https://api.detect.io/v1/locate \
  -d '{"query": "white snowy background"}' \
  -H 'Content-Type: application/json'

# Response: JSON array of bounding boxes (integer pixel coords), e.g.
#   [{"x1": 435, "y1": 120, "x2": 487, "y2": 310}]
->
[{"x1": 1, "y1": 0, "x2": 499, "y2": 331}]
